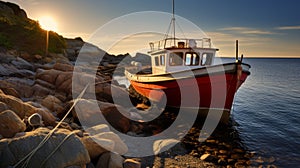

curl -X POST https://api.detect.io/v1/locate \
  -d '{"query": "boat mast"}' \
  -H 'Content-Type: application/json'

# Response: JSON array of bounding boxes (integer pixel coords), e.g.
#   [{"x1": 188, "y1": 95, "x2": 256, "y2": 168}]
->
[{"x1": 172, "y1": 0, "x2": 176, "y2": 46}]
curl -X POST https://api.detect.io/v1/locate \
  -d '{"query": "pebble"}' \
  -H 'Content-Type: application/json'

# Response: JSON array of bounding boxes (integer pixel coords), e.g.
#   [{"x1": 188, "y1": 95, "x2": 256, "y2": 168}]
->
[
  {"x1": 70, "y1": 122, "x2": 81, "y2": 130},
  {"x1": 72, "y1": 130, "x2": 84, "y2": 137},
  {"x1": 218, "y1": 158, "x2": 227, "y2": 165},
  {"x1": 123, "y1": 159, "x2": 142, "y2": 168}
]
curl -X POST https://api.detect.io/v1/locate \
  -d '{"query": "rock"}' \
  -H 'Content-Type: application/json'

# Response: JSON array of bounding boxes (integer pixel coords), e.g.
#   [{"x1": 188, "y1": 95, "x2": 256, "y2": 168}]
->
[
  {"x1": 96, "y1": 152, "x2": 124, "y2": 168},
  {"x1": 200, "y1": 153, "x2": 216, "y2": 162},
  {"x1": 81, "y1": 136, "x2": 113, "y2": 159},
  {"x1": 153, "y1": 139, "x2": 181, "y2": 155},
  {"x1": 0, "y1": 91, "x2": 56, "y2": 126},
  {"x1": 218, "y1": 158, "x2": 227, "y2": 165},
  {"x1": 11, "y1": 57, "x2": 34, "y2": 70},
  {"x1": 32, "y1": 84, "x2": 52, "y2": 98},
  {"x1": 0, "y1": 78, "x2": 34, "y2": 98},
  {"x1": 0, "y1": 128, "x2": 90, "y2": 168},
  {"x1": 85, "y1": 124, "x2": 110, "y2": 135},
  {"x1": 92, "y1": 131, "x2": 128, "y2": 155},
  {"x1": 73, "y1": 99, "x2": 130, "y2": 133},
  {"x1": 41, "y1": 95, "x2": 64, "y2": 115},
  {"x1": 0, "y1": 102, "x2": 8, "y2": 112},
  {"x1": 2, "y1": 87, "x2": 20, "y2": 98},
  {"x1": 53, "y1": 62, "x2": 74, "y2": 72},
  {"x1": 72, "y1": 130, "x2": 84, "y2": 137},
  {"x1": 123, "y1": 159, "x2": 141, "y2": 168},
  {"x1": 0, "y1": 110, "x2": 26, "y2": 138},
  {"x1": 70, "y1": 122, "x2": 81, "y2": 130}
]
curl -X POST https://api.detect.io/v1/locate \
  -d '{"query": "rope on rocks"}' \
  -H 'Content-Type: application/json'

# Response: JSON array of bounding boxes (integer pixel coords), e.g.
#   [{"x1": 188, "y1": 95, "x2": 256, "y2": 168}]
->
[
  {"x1": 13, "y1": 84, "x2": 90, "y2": 168},
  {"x1": 40, "y1": 132, "x2": 75, "y2": 167}
]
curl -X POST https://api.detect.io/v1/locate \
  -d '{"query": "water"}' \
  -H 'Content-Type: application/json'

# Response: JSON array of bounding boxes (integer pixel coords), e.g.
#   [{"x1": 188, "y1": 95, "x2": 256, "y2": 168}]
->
[{"x1": 232, "y1": 58, "x2": 300, "y2": 167}]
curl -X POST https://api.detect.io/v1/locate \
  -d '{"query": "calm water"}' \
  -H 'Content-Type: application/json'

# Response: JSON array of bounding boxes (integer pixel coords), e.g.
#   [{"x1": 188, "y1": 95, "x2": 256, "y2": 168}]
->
[{"x1": 232, "y1": 58, "x2": 300, "y2": 167}]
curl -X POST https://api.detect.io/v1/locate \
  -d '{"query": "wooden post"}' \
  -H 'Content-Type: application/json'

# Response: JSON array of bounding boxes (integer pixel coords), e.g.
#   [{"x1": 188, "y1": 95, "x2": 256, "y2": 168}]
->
[{"x1": 235, "y1": 40, "x2": 238, "y2": 61}]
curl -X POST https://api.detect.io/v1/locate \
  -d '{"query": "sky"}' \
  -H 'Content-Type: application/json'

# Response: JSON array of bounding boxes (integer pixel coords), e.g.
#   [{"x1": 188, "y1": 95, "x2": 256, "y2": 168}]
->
[{"x1": 7, "y1": 0, "x2": 300, "y2": 57}]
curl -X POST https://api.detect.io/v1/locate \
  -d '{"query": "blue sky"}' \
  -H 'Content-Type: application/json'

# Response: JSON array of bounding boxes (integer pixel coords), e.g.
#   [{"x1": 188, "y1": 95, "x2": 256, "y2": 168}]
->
[{"x1": 7, "y1": 0, "x2": 300, "y2": 57}]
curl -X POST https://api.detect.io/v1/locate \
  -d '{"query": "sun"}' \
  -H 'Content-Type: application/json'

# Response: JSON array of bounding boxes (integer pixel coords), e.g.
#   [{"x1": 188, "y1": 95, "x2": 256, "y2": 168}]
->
[{"x1": 38, "y1": 16, "x2": 58, "y2": 32}]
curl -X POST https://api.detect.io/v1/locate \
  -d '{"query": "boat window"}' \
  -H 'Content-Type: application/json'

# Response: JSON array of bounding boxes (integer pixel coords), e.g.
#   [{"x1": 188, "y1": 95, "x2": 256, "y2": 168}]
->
[
  {"x1": 160, "y1": 55, "x2": 165, "y2": 66},
  {"x1": 155, "y1": 56, "x2": 159, "y2": 66},
  {"x1": 169, "y1": 52, "x2": 183, "y2": 66},
  {"x1": 185, "y1": 52, "x2": 199, "y2": 66},
  {"x1": 202, "y1": 53, "x2": 213, "y2": 65}
]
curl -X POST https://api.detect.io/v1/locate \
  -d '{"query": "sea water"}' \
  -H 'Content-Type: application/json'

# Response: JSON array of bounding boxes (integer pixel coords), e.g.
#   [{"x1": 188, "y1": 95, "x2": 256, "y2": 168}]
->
[{"x1": 232, "y1": 58, "x2": 300, "y2": 167}]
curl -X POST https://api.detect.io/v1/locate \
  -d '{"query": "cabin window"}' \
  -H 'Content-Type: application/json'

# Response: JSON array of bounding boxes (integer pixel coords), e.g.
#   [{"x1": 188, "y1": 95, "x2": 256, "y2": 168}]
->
[
  {"x1": 185, "y1": 52, "x2": 199, "y2": 66},
  {"x1": 202, "y1": 53, "x2": 213, "y2": 65},
  {"x1": 155, "y1": 56, "x2": 159, "y2": 66},
  {"x1": 160, "y1": 55, "x2": 165, "y2": 66},
  {"x1": 169, "y1": 52, "x2": 183, "y2": 66}
]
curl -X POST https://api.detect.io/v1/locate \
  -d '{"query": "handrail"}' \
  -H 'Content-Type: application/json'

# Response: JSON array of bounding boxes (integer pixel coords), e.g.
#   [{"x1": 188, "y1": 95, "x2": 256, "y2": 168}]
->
[{"x1": 149, "y1": 38, "x2": 213, "y2": 52}]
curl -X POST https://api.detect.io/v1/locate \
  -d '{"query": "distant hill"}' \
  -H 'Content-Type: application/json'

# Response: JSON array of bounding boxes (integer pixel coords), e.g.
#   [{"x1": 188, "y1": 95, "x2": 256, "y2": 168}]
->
[{"x1": 0, "y1": 1, "x2": 66, "y2": 55}]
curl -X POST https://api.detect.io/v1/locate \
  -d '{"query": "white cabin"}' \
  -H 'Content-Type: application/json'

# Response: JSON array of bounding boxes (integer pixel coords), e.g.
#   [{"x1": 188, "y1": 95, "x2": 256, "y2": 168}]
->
[{"x1": 148, "y1": 38, "x2": 218, "y2": 75}]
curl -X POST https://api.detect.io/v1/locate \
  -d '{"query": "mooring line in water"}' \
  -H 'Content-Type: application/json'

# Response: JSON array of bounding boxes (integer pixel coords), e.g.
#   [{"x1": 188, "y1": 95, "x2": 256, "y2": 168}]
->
[{"x1": 13, "y1": 84, "x2": 90, "y2": 168}]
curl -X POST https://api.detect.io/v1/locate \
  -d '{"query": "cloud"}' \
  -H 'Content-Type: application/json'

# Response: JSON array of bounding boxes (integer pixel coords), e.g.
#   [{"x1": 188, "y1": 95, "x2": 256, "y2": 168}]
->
[
  {"x1": 219, "y1": 27, "x2": 276, "y2": 35},
  {"x1": 276, "y1": 26, "x2": 300, "y2": 30}
]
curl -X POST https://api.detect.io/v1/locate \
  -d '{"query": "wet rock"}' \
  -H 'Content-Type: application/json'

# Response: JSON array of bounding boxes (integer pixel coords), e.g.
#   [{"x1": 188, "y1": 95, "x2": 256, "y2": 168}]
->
[
  {"x1": 96, "y1": 152, "x2": 124, "y2": 168},
  {"x1": 123, "y1": 159, "x2": 142, "y2": 168},
  {"x1": 254, "y1": 156, "x2": 264, "y2": 164},
  {"x1": 0, "y1": 128, "x2": 90, "y2": 168},
  {"x1": 0, "y1": 110, "x2": 26, "y2": 138}
]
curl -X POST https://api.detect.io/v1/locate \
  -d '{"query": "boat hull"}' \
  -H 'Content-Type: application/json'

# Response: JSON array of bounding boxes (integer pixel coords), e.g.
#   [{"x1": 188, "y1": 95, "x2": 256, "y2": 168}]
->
[{"x1": 127, "y1": 63, "x2": 250, "y2": 124}]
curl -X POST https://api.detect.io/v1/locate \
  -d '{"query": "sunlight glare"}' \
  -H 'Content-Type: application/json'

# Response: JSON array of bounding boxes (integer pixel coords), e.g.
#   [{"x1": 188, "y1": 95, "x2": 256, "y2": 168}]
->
[{"x1": 39, "y1": 16, "x2": 58, "y2": 31}]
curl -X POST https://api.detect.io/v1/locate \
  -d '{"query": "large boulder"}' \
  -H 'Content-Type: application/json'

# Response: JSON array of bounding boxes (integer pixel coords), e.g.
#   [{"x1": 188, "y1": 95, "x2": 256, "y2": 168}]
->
[
  {"x1": 0, "y1": 110, "x2": 26, "y2": 138},
  {"x1": 0, "y1": 128, "x2": 90, "y2": 168},
  {"x1": 72, "y1": 99, "x2": 130, "y2": 133},
  {"x1": 96, "y1": 152, "x2": 124, "y2": 168},
  {"x1": 0, "y1": 91, "x2": 56, "y2": 126}
]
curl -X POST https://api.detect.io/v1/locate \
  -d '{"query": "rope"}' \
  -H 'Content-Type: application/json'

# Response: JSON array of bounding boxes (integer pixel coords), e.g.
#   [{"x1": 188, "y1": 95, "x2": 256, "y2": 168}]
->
[
  {"x1": 13, "y1": 84, "x2": 90, "y2": 168},
  {"x1": 40, "y1": 132, "x2": 75, "y2": 167}
]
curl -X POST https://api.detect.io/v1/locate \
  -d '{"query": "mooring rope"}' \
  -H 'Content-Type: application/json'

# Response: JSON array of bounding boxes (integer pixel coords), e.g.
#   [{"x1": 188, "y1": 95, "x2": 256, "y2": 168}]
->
[{"x1": 13, "y1": 84, "x2": 90, "y2": 168}]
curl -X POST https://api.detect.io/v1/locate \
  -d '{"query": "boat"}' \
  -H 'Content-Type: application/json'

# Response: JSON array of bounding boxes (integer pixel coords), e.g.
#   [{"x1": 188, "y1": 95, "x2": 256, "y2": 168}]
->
[{"x1": 124, "y1": 1, "x2": 250, "y2": 124}]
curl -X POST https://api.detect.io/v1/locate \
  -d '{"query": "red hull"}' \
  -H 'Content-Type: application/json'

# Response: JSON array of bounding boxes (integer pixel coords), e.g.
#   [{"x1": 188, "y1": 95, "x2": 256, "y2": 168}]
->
[{"x1": 130, "y1": 70, "x2": 249, "y2": 111}]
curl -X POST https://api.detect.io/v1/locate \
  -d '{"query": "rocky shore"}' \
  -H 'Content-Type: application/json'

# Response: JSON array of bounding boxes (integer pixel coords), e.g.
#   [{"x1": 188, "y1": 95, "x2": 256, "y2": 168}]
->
[{"x1": 0, "y1": 40, "x2": 277, "y2": 167}]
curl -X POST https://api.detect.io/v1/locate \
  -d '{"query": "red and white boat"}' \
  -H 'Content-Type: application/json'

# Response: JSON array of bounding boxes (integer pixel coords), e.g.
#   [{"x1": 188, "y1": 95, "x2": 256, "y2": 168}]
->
[{"x1": 125, "y1": 4, "x2": 250, "y2": 125}]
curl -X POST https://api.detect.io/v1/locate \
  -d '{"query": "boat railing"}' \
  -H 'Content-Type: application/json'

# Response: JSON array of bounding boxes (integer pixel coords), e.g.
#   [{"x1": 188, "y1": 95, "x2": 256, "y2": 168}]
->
[{"x1": 149, "y1": 38, "x2": 212, "y2": 52}]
